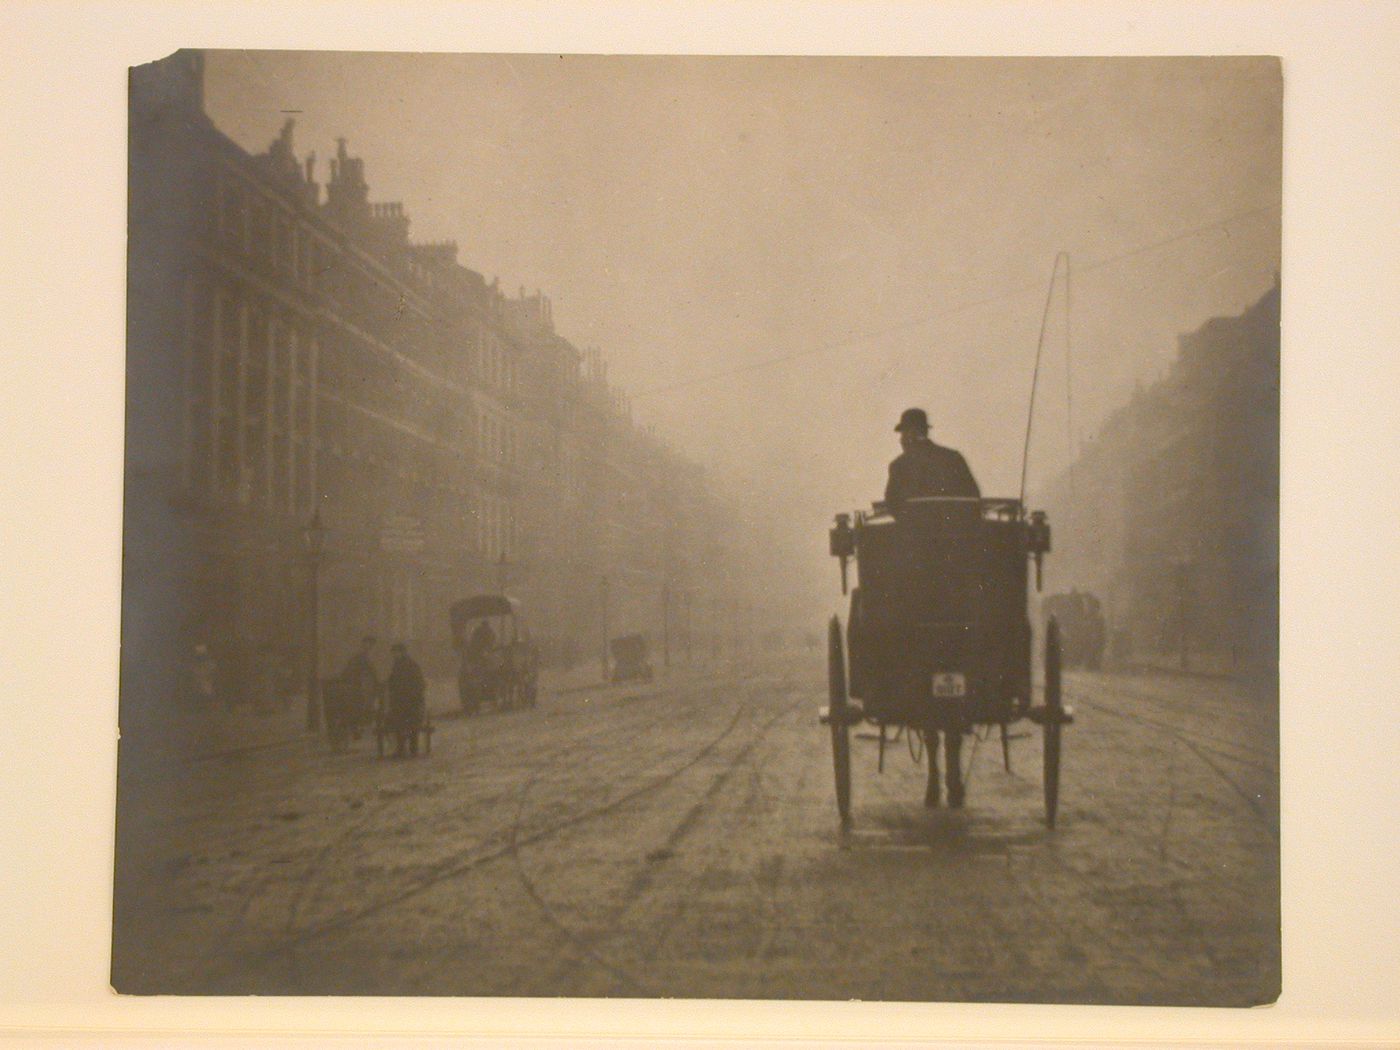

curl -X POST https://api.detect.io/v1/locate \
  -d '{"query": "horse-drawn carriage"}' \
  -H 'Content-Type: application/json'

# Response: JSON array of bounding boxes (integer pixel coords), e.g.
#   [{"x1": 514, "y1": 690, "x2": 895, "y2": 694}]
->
[
  {"x1": 450, "y1": 595, "x2": 540, "y2": 714},
  {"x1": 822, "y1": 496, "x2": 1072, "y2": 827},
  {"x1": 609, "y1": 634, "x2": 654, "y2": 683}
]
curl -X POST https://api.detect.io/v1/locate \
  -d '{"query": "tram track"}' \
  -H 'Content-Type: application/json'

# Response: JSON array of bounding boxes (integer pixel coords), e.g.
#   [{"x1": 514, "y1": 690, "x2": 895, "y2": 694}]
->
[
  {"x1": 767, "y1": 667, "x2": 1272, "y2": 1002},
  {"x1": 507, "y1": 672, "x2": 805, "y2": 994},
  {"x1": 633, "y1": 682, "x2": 805, "y2": 974},
  {"x1": 1069, "y1": 675, "x2": 1276, "y2": 753},
  {"x1": 954, "y1": 700, "x2": 1271, "y2": 1004},
  {"x1": 1064, "y1": 685, "x2": 1278, "y2": 842},
  {"x1": 192, "y1": 746, "x2": 569, "y2": 985},
  {"x1": 121, "y1": 656, "x2": 1282, "y2": 1003},
  {"x1": 199, "y1": 668, "x2": 770, "y2": 991},
  {"x1": 505, "y1": 670, "x2": 777, "y2": 991},
  {"x1": 176, "y1": 679, "x2": 682, "y2": 989},
  {"x1": 1066, "y1": 691, "x2": 1276, "y2": 773},
  {"x1": 239, "y1": 682, "x2": 729, "y2": 990},
  {"x1": 1064, "y1": 682, "x2": 1275, "y2": 763}
]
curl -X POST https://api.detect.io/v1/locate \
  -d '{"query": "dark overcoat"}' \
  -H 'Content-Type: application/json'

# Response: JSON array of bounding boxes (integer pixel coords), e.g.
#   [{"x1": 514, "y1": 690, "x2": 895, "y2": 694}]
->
[
  {"x1": 340, "y1": 651, "x2": 380, "y2": 716},
  {"x1": 885, "y1": 438, "x2": 981, "y2": 508},
  {"x1": 386, "y1": 654, "x2": 427, "y2": 731}
]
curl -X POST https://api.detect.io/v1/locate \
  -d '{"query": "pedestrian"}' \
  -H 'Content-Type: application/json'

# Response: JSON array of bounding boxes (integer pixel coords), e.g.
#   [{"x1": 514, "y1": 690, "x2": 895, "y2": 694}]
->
[
  {"x1": 339, "y1": 635, "x2": 380, "y2": 739},
  {"x1": 385, "y1": 642, "x2": 427, "y2": 758}
]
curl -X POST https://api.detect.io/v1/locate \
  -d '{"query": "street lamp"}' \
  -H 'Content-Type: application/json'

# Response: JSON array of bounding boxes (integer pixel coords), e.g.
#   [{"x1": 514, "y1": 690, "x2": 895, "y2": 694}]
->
[
  {"x1": 496, "y1": 550, "x2": 511, "y2": 593},
  {"x1": 303, "y1": 509, "x2": 326, "y2": 732}
]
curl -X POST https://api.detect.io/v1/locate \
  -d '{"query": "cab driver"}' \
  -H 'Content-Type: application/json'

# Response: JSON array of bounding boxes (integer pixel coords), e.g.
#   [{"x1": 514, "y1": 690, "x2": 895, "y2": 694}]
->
[{"x1": 884, "y1": 407, "x2": 980, "y2": 513}]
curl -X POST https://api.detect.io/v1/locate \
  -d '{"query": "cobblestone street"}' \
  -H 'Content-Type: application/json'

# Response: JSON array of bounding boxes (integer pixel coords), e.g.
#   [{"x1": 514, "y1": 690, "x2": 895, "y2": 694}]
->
[{"x1": 113, "y1": 658, "x2": 1278, "y2": 1004}]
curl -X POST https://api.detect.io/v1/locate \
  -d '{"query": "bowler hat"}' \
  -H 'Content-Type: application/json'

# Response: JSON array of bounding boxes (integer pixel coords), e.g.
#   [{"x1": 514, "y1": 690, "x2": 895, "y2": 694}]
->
[{"x1": 895, "y1": 407, "x2": 930, "y2": 433}]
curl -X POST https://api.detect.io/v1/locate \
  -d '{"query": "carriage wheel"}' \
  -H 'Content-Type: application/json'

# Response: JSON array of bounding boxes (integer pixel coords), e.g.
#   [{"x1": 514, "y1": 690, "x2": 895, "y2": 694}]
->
[
  {"x1": 458, "y1": 672, "x2": 477, "y2": 716},
  {"x1": 828, "y1": 615, "x2": 852, "y2": 826},
  {"x1": 1043, "y1": 617, "x2": 1064, "y2": 829}
]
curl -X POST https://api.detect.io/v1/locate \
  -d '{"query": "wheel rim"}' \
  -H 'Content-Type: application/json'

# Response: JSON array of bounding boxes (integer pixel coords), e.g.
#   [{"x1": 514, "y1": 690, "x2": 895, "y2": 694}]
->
[
  {"x1": 1043, "y1": 722, "x2": 1061, "y2": 828},
  {"x1": 1043, "y1": 617, "x2": 1064, "y2": 829},
  {"x1": 828, "y1": 615, "x2": 852, "y2": 825}
]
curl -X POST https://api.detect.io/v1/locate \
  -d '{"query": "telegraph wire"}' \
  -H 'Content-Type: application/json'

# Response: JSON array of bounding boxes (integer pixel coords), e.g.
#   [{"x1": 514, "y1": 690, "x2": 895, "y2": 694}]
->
[{"x1": 629, "y1": 203, "x2": 1277, "y2": 401}]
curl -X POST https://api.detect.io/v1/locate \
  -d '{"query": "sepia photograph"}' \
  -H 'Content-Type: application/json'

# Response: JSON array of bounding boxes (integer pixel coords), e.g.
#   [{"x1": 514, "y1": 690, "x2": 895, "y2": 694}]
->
[{"x1": 109, "y1": 47, "x2": 1283, "y2": 1004}]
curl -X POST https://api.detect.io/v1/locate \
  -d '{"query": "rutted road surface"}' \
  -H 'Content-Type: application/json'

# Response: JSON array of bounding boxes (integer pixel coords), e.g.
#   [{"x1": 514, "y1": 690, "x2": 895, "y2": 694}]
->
[{"x1": 112, "y1": 658, "x2": 1278, "y2": 1004}]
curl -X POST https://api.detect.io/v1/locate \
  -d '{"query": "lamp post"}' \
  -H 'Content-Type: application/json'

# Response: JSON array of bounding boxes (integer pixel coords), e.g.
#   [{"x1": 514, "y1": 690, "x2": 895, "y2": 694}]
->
[
  {"x1": 1174, "y1": 558, "x2": 1193, "y2": 672},
  {"x1": 303, "y1": 509, "x2": 326, "y2": 732},
  {"x1": 684, "y1": 591, "x2": 692, "y2": 664},
  {"x1": 731, "y1": 599, "x2": 740, "y2": 662},
  {"x1": 497, "y1": 551, "x2": 511, "y2": 593},
  {"x1": 600, "y1": 574, "x2": 610, "y2": 682},
  {"x1": 661, "y1": 582, "x2": 671, "y2": 670}
]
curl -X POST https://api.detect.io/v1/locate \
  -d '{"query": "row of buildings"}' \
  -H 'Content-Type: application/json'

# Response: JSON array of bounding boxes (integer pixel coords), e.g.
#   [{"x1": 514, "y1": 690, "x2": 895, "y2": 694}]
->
[
  {"x1": 125, "y1": 51, "x2": 777, "y2": 714},
  {"x1": 1033, "y1": 277, "x2": 1280, "y2": 668}
]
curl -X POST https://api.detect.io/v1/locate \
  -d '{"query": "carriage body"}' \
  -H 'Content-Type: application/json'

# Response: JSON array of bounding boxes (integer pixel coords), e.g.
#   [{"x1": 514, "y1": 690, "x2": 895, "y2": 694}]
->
[
  {"x1": 824, "y1": 496, "x2": 1067, "y2": 827},
  {"x1": 847, "y1": 499, "x2": 1032, "y2": 731},
  {"x1": 609, "y1": 634, "x2": 654, "y2": 683}
]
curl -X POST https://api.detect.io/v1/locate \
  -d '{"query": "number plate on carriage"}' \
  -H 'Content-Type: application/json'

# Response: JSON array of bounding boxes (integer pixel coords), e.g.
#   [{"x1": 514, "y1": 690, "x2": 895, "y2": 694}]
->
[{"x1": 931, "y1": 672, "x2": 967, "y2": 698}]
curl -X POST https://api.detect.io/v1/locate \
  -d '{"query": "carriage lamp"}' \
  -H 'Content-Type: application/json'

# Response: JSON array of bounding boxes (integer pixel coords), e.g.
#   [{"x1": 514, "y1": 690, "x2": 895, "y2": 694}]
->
[
  {"x1": 830, "y1": 514, "x2": 855, "y2": 595},
  {"x1": 1027, "y1": 510, "x2": 1051, "y2": 592},
  {"x1": 303, "y1": 509, "x2": 327, "y2": 732}
]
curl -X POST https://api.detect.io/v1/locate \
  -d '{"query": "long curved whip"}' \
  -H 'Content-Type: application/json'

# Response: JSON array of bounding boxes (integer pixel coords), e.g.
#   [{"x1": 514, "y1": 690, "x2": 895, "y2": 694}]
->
[{"x1": 1018, "y1": 252, "x2": 1068, "y2": 504}]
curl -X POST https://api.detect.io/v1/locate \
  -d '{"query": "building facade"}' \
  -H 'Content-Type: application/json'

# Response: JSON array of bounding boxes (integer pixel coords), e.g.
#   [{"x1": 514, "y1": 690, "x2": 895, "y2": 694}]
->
[
  {"x1": 125, "y1": 50, "x2": 757, "y2": 718},
  {"x1": 1034, "y1": 278, "x2": 1280, "y2": 666}
]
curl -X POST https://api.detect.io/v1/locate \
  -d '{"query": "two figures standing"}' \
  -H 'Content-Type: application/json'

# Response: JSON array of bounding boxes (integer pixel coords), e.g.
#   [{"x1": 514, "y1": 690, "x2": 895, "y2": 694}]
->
[{"x1": 339, "y1": 636, "x2": 428, "y2": 758}]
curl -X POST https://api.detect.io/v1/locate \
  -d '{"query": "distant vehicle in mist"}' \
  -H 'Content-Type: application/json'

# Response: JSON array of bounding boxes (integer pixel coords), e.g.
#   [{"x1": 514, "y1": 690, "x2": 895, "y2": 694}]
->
[{"x1": 1041, "y1": 589, "x2": 1107, "y2": 671}]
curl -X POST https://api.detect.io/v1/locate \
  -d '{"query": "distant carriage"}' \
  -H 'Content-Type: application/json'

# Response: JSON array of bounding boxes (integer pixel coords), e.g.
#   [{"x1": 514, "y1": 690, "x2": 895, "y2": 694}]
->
[
  {"x1": 823, "y1": 496, "x2": 1072, "y2": 827},
  {"x1": 609, "y1": 634, "x2": 654, "y2": 683},
  {"x1": 1041, "y1": 590, "x2": 1107, "y2": 670},
  {"x1": 449, "y1": 595, "x2": 540, "y2": 714}
]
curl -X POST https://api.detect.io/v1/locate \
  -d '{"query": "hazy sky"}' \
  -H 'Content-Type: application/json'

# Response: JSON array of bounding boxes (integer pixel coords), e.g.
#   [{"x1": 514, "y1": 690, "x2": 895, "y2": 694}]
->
[{"x1": 203, "y1": 52, "x2": 1280, "y2": 595}]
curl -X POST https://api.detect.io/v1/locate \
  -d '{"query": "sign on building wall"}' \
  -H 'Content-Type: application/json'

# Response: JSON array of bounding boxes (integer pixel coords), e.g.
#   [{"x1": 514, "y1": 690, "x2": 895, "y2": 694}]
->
[{"x1": 379, "y1": 512, "x2": 425, "y2": 554}]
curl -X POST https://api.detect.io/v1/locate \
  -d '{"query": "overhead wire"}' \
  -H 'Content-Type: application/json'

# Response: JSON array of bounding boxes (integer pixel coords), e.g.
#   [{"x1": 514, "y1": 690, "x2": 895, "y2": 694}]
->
[
  {"x1": 1065, "y1": 251, "x2": 1076, "y2": 502},
  {"x1": 628, "y1": 204, "x2": 1276, "y2": 402}
]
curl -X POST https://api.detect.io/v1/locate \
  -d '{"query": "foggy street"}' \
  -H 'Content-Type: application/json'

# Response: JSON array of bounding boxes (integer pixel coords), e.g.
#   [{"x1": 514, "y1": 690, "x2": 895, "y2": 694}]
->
[
  {"x1": 113, "y1": 658, "x2": 1278, "y2": 1005},
  {"x1": 111, "y1": 51, "x2": 1283, "y2": 1009},
  {"x1": 17, "y1": 10, "x2": 1400, "y2": 1044}
]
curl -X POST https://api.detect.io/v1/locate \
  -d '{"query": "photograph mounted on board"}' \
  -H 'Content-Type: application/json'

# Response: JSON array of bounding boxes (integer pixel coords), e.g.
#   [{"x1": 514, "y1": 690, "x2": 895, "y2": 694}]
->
[{"x1": 114, "y1": 50, "x2": 1280, "y2": 1003}]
